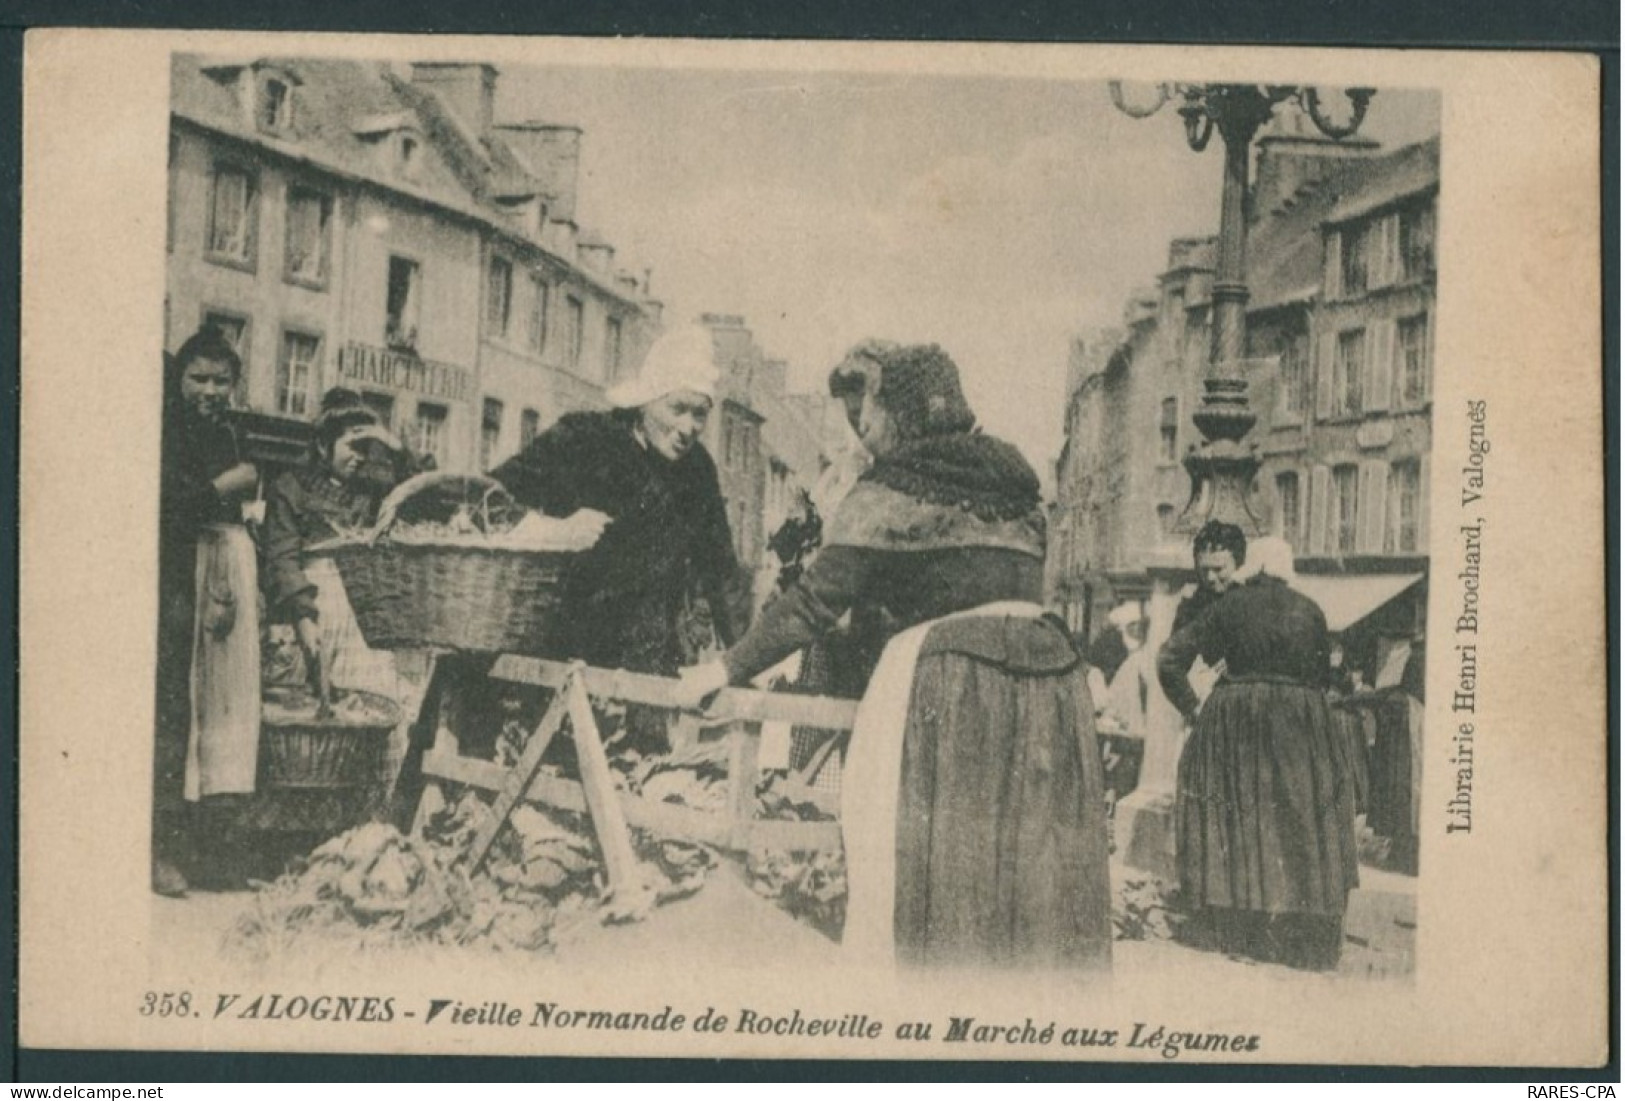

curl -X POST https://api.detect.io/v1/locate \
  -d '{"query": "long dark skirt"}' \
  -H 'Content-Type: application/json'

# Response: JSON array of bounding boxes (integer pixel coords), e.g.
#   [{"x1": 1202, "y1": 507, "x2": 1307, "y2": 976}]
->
[
  {"x1": 153, "y1": 565, "x2": 196, "y2": 853},
  {"x1": 1175, "y1": 680, "x2": 1359, "y2": 918},
  {"x1": 891, "y1": 652, "x2": 1113, "y2": 971},
  {"x1": 1329, "y1": 704, "x2": 1370, "y2": 817}
]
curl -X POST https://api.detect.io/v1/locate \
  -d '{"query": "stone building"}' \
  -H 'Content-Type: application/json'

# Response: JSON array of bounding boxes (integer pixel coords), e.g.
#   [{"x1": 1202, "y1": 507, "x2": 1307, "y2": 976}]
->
[
  {"x1": 1051, "y1": 236, "x2": 1217, "y2": 636},
  {"x1": 697, "y1": 314, "x2": 838, "y2": 607},
  {"x1": 1053, "y1": 128, "x2": 1438, "y2": 682},
  {"x1": 701, "y1": 314, "x2": 770, "y2": 579},
  {"x1": 166, "y1": 55, "x2": 661, "y2": 475}
]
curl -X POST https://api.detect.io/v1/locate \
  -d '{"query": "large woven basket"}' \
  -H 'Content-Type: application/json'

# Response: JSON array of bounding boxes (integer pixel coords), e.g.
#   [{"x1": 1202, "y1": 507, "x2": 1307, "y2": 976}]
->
[
  {"x1": 261, "y1": 687, "x2": 400, "y2": 789},
  {"x1": 316, "y1": 472, "x2": 572, "y2": 654}
]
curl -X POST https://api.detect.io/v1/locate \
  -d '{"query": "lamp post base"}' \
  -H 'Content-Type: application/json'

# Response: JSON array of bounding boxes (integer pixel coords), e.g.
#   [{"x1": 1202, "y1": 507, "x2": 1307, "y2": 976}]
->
[{"x1": 1117, "y1": 787, "x2": 1179, "y2": 882}]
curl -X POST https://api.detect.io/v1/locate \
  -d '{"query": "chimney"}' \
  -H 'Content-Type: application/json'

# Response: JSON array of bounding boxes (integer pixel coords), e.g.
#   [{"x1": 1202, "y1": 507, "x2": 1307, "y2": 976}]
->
[
  {"x1": 495, "y1": 122, "x2": 582, "y2": 223},
  {"x1": 1252, "y1": 105, "x2": 1380, "y2": 222},
  {"x1": 411, "y1": 62, "x2": 498, "y2": 135},
  {"x1": 758, "y1": 358, "x2": 788, "y2": 400}
]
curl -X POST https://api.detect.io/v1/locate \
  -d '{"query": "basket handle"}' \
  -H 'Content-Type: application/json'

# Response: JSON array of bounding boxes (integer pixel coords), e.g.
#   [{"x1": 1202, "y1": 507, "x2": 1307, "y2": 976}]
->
[{"x1": 368, "y1": 471, "x2": 517, "y2": 545}]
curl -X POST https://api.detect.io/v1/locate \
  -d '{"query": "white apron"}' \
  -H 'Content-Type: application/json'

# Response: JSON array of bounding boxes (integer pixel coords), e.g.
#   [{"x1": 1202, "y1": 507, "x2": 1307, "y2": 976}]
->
[{"x1": 184, "y1": 524, "x2": 261, "y2": 800}]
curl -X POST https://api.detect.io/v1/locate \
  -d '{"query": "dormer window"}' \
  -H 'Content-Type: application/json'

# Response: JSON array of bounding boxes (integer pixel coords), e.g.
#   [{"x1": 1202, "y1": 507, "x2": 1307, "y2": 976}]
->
[
  {"x1": 351, "y1": 112, "x2": 426, "y2": 181},
  {"x1": 259, "y1": 77, "x2": 292, "y2": 133},
  {"x1": 495, "y1": 194, "x2": 546, "y2": 239},
  {"x1": 200, "y1": 59, "x2": 301, "y2": 137},
  {"x1": 399, "y1": 133, "x2": 421, "y2": 178}
]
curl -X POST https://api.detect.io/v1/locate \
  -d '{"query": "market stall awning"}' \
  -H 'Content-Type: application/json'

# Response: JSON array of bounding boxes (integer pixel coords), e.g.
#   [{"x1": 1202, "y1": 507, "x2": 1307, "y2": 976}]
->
[{"x1": 1294, "y1": 573, "x2": 1424, "y2": 632}]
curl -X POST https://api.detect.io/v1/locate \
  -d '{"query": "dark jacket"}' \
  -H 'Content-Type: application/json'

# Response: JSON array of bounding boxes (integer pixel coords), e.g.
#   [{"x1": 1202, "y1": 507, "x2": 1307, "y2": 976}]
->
[
  {"x1": 262, "y1": 465, "x2": 383, "y2": 623},
  {"x1": 491, "y1": 410, "x2": 742, "y2": 674},
  {"x1": 1157, "y1": 575, "x2": 1333, "y2": 719},
  {"x1": 158, "y1": 407, "x2": 243, "y2": 617},
  {"x1": 724, "y1": 542, "x2": 1045, "y2": 688}
]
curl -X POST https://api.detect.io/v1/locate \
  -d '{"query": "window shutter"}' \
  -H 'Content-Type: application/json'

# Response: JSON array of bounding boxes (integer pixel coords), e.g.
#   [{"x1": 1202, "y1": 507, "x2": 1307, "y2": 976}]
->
[
  {"x1": 1371, "y1": 214, "x2": 1398, "y2": 288},
  {"x1": 1358, "y1": 460, "x2": 1388, "y2": 553},
  {"x1": 1417, "y1": 453, "x2": 1432, "y2": 556},
  {"x1": 1308, "y1": 465, "x2": 1332, "y2": 555},
  {"x1": 1315, "y1": 333, "x2": 1336, "y2": 420},
  {"x1": 1422, "y1": 312, "x2": 1435, "y2": 403},
  {"x1": 1366, "y1": 220, "x2": 1386, "y2": 289},
  {"x1": 1384, "y1": 465, "x2": 1401, "y2": 554},
  {"x1": 1365, "y1": 318, "x2": 1395, "y2": 413},
  {"x1": 1389, "y1": 212, "x2": 1406, "y2": 284},
  {"x1": 1323, "y1": 230, "x2": 1342, "y2": 300}
]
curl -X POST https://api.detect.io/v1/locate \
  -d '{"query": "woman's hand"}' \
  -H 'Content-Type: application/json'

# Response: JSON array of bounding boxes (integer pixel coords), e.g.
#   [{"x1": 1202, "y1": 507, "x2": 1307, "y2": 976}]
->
[
  {"x1": 294, "y1": 617, "x2": 333, "y2": 706},
  {"x1": 212, "y1": 461, "x2": 259, "y2": 499},
  {"x1": 558, "y1": 508, "x2": 613, "y2": 550},
  {"x1": 673, "y1": 660, "x2": 729, "y2": 712}
]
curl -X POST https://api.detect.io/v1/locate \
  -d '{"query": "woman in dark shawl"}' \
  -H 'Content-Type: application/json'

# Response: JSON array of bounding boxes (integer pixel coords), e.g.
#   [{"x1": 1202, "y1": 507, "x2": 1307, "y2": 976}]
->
[
  {"x1": 678, "y1": 343, "x2": 1112, "y2": 973},
  {"x1": 389, "y1": 325, "x2": 743, "y2": 826},
  {"x1": 1157, "y1": 536, "x2": 1360, "y2": 970},
  {"x1": 153, "y1": 327, "x2": 259, "y2": 896}
]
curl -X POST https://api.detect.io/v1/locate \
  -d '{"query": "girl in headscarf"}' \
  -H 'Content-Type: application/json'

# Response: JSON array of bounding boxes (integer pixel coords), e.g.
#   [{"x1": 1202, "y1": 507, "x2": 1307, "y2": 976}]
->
[
  {"x1": 679, "y1": 344, "x2": 1112, "y2": 973},
  {"x1": 153, "y1": 327, "x2": 260, "y2": 895},
  {"x1": 262, "y1": 392, "x2": 410, "y2": 688},
  {"x1": 260, "y1": 389, "x2": 441, "y2": 816},
  {"x1": 1157, "y1": 535, "x2": 1360, "y2": 970}
]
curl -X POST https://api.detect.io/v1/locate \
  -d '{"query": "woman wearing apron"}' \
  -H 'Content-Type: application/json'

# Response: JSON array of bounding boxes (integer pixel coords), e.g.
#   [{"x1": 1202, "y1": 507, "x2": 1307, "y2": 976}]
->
[
  {"x1": 153, "y1": 327, "x2": 260, "y2": 896},
  {"x1": 677, "y1": 343, "x2": 1113, "y2": 973}
]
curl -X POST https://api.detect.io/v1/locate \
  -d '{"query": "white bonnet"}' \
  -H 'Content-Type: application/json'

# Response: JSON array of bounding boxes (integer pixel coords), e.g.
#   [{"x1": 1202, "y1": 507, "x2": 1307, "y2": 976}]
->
[{"x1": 605, "y1": 324, "x2": 719, "y2": 409}]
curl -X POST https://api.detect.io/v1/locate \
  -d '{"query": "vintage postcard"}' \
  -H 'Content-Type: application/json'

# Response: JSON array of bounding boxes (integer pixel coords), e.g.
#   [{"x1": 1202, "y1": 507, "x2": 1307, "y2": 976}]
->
[{"x1": 17, "y1": 30, "x2": 1607, "y2": 1068}]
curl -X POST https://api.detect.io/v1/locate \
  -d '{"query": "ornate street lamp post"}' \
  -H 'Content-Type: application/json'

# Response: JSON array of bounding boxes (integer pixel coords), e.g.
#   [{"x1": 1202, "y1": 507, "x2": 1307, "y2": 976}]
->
[
  {"x1": 1105, "y1": 81, "x2": 1374, "y2": 878},
  {"x1": 1111, "y1": 81, "x2": 1375, "y2": 535}
]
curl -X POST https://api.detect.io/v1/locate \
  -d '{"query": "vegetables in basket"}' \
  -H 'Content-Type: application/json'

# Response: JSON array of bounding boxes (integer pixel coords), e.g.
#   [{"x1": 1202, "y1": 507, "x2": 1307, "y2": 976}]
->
[
  {"x1": 365, "y1": 472, "x2": 608, "y2": 552},
  {"x1": 305, "y1": 473, "x2": 606, "y2": 655}
]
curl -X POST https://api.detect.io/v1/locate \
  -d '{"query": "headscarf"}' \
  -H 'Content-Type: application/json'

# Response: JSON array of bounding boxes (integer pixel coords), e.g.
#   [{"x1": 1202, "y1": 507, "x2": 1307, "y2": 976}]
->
[
  {"x1": 311, "y1": 388, "x2": 381, "y2": 456},
  {"x1": 854, "y1": 344, "x2": 1040, "y2": 522}
]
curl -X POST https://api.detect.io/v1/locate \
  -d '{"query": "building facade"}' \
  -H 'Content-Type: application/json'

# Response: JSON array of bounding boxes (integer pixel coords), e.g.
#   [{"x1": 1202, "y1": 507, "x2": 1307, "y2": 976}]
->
[
  {"x1": 1051, "y1": 234, "x2": 1218, "y2": 636},
  {"x1": 167, "y1": 55, "x2": 661, "y2": 475},
  {"x1": 1054, "y1": 128, "x2": 1438, "y2": 677},
  {"x1": 697, "y1": 313, "x2": 837, "y2": 608}
]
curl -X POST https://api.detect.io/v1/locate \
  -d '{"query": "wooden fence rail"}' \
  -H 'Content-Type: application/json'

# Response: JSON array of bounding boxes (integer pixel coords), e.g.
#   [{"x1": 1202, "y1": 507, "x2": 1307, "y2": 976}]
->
[{"x1": 415, "y1": 657, "x2": 852, "y2": 855}]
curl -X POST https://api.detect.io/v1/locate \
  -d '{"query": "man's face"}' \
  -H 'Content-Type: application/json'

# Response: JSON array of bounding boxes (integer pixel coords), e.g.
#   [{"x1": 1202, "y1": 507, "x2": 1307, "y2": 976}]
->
[{"x1": 1195, "y1": 549, "x2": 1238, "y2": 596}]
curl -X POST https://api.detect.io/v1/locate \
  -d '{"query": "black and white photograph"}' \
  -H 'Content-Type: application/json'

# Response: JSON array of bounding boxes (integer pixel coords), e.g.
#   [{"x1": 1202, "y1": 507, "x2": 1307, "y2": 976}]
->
[{"x1": 17, "y1": 31, "x2": 1607, "y2": 1068}]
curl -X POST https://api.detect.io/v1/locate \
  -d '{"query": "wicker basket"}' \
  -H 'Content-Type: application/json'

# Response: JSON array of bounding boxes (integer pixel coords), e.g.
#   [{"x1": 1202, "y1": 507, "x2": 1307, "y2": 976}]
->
[
  {"x1": 315, "y1": 473, "x2": 573, "y2": 654},
  {"x1": 261, "y1": 687, "x2": 400, "y2": 789}
]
